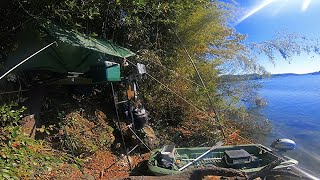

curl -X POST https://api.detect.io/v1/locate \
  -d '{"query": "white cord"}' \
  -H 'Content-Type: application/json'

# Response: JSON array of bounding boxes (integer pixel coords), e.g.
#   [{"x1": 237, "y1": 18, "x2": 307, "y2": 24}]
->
[{"x1": 0, "y1": 42, "x2": 57, "y2": 81}]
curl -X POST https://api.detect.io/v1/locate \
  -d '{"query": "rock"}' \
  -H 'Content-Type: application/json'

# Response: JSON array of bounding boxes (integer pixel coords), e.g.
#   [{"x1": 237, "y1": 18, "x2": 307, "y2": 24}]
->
[
  {"x1": 21, "y1": 115, "x2": 36, "y2": 138},
  {"x1": 141, "y1": 125, "x2": 159, "y2": 149},
  {"x1": 84, "y1": 173, "x2": 95, "y2": 180},
  {"x1": 116, "y1": 167, "x2": 248, "y2": 180},
  {"x1": 118, "y1": 154, "x2": 134, "y2": 167},
  {"x1": 255, "y1": 97, "x2": 267, "y2": 107},
  {"x1": 125, "y1": 124, "x2": 159, "y2": 150}
]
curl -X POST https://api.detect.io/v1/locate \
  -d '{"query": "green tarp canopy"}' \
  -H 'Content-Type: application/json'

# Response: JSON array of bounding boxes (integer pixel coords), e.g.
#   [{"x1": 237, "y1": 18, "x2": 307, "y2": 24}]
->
[{"x1": 5, "y1": 22, "x2": 135, "y2": 74}]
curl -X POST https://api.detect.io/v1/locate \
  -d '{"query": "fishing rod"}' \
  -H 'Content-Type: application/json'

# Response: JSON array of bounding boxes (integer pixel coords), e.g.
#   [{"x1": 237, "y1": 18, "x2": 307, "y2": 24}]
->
[
  {"x1": 127, "y1": 58, "x2": 319, "y2": 179},
  {"x1": 171, "y1": 27, "x2": 226, "y2": 138}
]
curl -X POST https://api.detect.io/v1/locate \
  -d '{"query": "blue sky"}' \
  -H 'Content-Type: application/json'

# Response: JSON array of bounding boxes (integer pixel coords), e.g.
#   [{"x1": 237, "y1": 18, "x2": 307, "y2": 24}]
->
[{"x1": 233, "y1": 0, "x2": 320, "y2": 74}]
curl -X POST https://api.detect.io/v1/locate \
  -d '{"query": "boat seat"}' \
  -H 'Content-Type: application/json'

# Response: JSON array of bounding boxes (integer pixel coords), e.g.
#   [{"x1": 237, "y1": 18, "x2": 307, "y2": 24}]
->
[
  {"x1": 190, "y1": 153, "x2": 213, "y2": 159},
  {"x1": 224, "y1": 149, "x2": 252, "y2": 166}
]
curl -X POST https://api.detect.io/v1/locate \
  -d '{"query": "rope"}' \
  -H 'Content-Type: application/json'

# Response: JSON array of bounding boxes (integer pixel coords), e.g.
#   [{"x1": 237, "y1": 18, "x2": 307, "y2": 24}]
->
[
  {"x1": 0, "y1": 89, "x2": 30, "y2": 95},
  {"x1": 126, "y1": 59, "x2": 204, "y2": 113},
  {"x1": 0, "y1": 42, "x2": 57, "y2": 81},
  {"x1": 127, "y1": 58, "x2": 305, "y2": 175},
  {"x1": 146, "y1": 60, "x2": 204, "y2": 88},
  {"x1": 166, "y1": 24, "x2": 308, "y2": 170},
  {"x1": 16, "y1": 0, "x2": 39, "y2": 19}
]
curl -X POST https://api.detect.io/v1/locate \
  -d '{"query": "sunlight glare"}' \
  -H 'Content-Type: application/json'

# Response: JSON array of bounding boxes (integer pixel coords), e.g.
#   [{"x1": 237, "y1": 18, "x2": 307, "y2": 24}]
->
[
  {"x1": 302, "y1": 0, "x2": 312, "y2": 11},
  {"x1": 236, "y1": 0, "x2": 277, "y2": 25}
]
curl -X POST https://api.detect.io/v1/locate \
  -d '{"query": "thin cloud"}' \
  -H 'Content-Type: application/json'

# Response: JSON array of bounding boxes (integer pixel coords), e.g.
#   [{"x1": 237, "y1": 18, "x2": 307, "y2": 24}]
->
[
  {"x1": 301, "y1": 0, "x2": 312, "y2": 11},
  {"x1": 271, "y1": 0, "x2": 288, "y2": 16}
]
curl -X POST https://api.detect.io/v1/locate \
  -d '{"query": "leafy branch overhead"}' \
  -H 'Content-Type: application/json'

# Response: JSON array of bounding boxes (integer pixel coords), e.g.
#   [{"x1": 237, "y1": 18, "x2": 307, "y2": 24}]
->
[{"x1": 250, "y1": 32, "x2": 320, "y2": 64}]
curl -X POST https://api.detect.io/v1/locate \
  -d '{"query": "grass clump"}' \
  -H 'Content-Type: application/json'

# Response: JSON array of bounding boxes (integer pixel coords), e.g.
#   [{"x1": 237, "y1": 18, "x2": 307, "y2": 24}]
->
[
  {"x1": 58, "y1": 111, "x2": 115, "y2": 157},
  {"x1": 0, "y1": 103, "x2": 62, "y2": 179}
]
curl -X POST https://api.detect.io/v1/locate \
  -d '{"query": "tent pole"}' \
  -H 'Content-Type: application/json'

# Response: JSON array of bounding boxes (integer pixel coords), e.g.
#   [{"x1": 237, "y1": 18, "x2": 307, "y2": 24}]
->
[
  {"x1": 128, "y1": 78, "x2": 136, "y2": 132},
  {"x1": 111, "y1": 82, "x2": 132, "y2": 170},
  {"x1": 0, "y1": 42, "x2": 57, "y2": 81}
]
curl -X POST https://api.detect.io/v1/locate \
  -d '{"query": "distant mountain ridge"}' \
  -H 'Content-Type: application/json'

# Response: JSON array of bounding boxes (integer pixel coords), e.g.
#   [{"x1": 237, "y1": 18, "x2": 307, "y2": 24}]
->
[
  {"x1": 272, "y1": 71, "x2": 320, "y2": 77},
  {"x1": 221, "y1": 71, "x2": 320, "y2": 81}
]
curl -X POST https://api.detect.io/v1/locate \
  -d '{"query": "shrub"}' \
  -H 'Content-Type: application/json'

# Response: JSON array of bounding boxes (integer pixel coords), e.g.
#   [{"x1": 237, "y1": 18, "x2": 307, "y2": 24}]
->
[
  {"x1": 0, "y1": 103, "x2": 26, "y2": 127},
  {"x1": 0, "y1": 104, "x2": 61, "y2": 179},
  {"x1": 58, "y1": 111, "x2": 115, "y2": 157}
]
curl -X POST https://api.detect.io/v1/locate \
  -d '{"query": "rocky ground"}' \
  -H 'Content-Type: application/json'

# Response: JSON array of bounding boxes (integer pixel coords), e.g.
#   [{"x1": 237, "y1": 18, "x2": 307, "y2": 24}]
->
[
  {"x1": 38, "y1": 150, "x2": 150, "y2": 179},
  {"x1": 35, "y1": 126, "x2": 251, "y2": 180}
]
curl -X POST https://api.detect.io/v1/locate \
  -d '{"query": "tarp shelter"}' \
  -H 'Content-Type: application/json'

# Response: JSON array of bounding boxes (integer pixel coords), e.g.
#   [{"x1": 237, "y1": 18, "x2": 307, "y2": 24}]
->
[{"x1": 4, "y1": 21, "x2": 135, "y2": 74}]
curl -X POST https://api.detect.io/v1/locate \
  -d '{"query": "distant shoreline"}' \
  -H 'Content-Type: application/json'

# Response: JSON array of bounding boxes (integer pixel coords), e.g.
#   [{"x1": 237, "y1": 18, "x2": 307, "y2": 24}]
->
[
  {"x1": 221, "y1": 71, "x2": 320, "y2": 81},
  {"x1": 271, "y1": 71, "x2": 320, "y2": 77}
]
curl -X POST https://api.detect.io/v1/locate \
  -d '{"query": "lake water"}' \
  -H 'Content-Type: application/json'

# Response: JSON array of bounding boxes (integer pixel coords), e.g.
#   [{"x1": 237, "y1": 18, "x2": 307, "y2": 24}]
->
[{"x1": 251, "y1": 74, "x2": 320, "y2": 176}]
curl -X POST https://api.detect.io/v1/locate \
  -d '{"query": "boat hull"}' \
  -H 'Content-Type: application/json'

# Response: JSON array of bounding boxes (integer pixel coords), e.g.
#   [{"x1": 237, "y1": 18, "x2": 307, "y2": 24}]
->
[{"x1": 148, "y1": 144, "x2": 298, "y2": 176}]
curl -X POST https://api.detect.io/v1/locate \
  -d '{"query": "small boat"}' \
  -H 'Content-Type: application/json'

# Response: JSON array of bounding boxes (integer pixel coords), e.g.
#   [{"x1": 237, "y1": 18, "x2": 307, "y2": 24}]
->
[{"x1": 148, "y1": 143, "x2": 298, "y2": 176}]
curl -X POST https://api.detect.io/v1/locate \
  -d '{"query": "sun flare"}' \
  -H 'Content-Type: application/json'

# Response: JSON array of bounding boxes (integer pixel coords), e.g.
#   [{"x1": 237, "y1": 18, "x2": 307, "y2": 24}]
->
[
  {"x1": 236, "y1": 0, "x2": 313, "y2": 26},
  {"x1": 302, "y1": 0, "x2": 312, "y2": 11},
  {"x1": 236, "y1": 0, "x2": 277, "y2": 25}
]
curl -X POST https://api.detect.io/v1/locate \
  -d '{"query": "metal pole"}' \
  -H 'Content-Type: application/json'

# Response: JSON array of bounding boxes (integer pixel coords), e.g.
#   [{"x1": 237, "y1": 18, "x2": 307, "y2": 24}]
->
[
  {"x1": 178, "y1": 141, "x2": 223, "y2": 171},
  {"x1": 126, "y1": 77, "x2": 136, "y2": 132},
  {"x1": 111, "y1": 82, "x2": 132, "y2": 170},
  {"x1": 0, "y1": 42, "x2": 57, "y2": 81},
  {"x1": 127, "y1": 124, "x2": 152, "y2": 152},
  {"x1": 128, "y1": 145, "x2": 139, "y2": 155}
]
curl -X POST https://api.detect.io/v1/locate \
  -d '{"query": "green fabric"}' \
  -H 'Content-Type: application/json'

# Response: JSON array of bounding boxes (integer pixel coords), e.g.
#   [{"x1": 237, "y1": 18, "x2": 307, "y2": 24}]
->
[
  {"x1": 43, "y1": 22, "x2": 135, "y2": 58},
  {"x1": 5, "y1": 22, "x2": 135, "y2": 74}
]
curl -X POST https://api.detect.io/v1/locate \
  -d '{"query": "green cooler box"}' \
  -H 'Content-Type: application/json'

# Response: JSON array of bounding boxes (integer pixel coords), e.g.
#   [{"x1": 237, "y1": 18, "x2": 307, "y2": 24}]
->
[{"x1": 89, "y1": 61, "x2": 121, "y2": 82}]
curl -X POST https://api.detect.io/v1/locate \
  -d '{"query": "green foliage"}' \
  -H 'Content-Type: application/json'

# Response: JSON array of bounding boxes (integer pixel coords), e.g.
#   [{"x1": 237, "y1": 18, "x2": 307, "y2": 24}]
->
[
  {"x1": 0, "y1": 104, "x2": 62, "y2": 179},
  {"x1": 250, "y1": 32, "x2": 320, "y2": 64},
  {"x1": 36, "y1": 124, "x2": 55, "y2": 135},
  {"x1": 0, "y1": 103, "x2": 26, "y2": 127},
  {"x1": 0, "y1": 126, "x2": 62, "y2": 179},
  {"x1": 58, "y1": 111, "x2": 114, "y2": 156}
]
